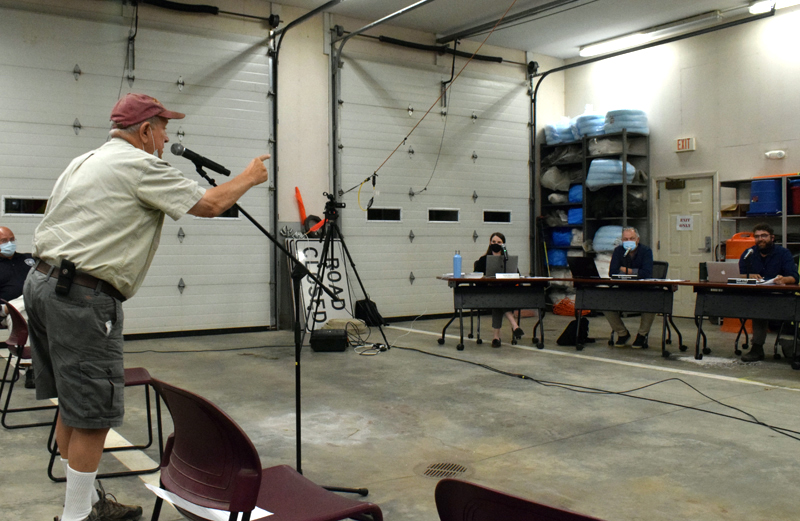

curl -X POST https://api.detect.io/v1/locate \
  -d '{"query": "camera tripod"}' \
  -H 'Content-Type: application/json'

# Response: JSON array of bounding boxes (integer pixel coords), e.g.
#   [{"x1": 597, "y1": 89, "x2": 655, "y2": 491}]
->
[
  {"x1": 192, "y1": 166, "x2": 368, "y2": 495},
  {"x1": 306, "y1": 193, "x2": 390, "y2": 350}
]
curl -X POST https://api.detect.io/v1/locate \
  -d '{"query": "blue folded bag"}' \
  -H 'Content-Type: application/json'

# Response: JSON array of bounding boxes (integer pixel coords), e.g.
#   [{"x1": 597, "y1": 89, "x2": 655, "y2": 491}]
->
[
  {"x1": 568, "y1": 207, "x2": 583, "y2": 225},
  {"x1": 568, "y1": 184, "x2": 583, "y2": 203},
  {"x1": 551, "y1": 228, "x2": 572, "y2": 247},
  {"x1": 548, "y1": 248, "x2": 568, "y2": 267}
]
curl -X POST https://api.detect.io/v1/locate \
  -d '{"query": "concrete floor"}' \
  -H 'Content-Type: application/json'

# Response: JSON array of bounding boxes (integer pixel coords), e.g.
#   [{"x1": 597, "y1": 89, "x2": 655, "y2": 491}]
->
[{"x1": 3, "y1": 313, "x2": 800, "y2": 521}]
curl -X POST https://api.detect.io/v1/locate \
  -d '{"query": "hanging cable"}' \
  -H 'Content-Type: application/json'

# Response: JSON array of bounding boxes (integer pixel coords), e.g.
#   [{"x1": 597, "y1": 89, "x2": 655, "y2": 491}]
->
[
  {"x1": 409, "y1": 41, "x2": 459, "y2": 197},
  {"x1": 118, "y1": 3, "x2": 139, "y2": 99},
  {"x1": 343, "y1": 0, "x2": 521, "y2": 209}
]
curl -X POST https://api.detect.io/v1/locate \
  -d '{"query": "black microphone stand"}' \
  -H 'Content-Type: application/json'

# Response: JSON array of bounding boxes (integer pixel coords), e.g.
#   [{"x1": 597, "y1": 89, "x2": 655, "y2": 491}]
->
[{"x1": 192, "y1": 164, "x2": 368, "y2": 496}]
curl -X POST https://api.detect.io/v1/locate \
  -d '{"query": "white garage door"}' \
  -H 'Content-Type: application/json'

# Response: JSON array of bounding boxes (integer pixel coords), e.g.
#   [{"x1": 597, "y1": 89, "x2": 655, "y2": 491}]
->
[
  {"x1": 0, "y1": 7, "x2": 272, "y2": 334},
  {"x1": 337, "y1": 54, "x2": 530, "y2": 317}
]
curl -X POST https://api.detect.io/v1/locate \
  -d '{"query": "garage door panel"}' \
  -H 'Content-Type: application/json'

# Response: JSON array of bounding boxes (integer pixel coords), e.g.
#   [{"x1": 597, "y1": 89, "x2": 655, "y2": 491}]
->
[{"x1": 0, "y1": 7, "x2": 273, "y2": 333}]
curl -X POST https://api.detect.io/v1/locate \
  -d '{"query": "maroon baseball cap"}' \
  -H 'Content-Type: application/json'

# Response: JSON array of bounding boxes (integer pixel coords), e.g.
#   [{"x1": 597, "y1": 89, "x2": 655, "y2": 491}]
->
[{"x1": 110, "y1": 93, "x2": 185, "y2": 128}]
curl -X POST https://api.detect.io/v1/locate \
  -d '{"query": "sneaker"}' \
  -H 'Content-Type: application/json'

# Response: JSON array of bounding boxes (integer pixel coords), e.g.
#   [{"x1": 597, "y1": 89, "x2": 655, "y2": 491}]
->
[
  {"x1": 513, "y1": 327, "x2": 524, "y2": 339},
  {"x1": 631, "y1": 334, "x2": 648, "y2": 349},
  {"x1": 93, "y1": 482, "x2": 143, "y2": 521},
  {"x1": 491, "y1": 338, "x2": 502, "y2": 348},
  {"x1": 741, "y1": 343, "x2": 765, "y2": 363},
  {"x1": 614, "y1": 332, "x2": 631, "y2": 347}
]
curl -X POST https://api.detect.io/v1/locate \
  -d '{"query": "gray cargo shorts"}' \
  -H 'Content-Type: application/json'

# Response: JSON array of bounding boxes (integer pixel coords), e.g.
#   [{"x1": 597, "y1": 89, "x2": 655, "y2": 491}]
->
[{"x1": 23, "y1": 266, "x2": 125, "y2": 429}]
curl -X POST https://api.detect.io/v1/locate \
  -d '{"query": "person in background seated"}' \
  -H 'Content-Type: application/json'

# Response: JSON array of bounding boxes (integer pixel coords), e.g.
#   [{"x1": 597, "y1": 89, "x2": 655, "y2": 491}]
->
[
  {"x1": 605, "y1": 226, "x2": 655, "y2": 348},
  {"x1": 474, "y1": 232, "x2": 524, "y2": 348},
  {"x1": 0, "y1": 226, "x2": 36, "y2": 387},
  {"x1": 738, "y1": 222, "x2": 799, "y2": 362}
]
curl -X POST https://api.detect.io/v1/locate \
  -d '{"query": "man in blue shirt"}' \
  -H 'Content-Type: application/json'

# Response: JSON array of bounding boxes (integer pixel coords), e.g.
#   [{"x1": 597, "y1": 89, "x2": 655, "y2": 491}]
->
[
  {"x1": 606, "y1": 227, "x2": 655, "y2": 347},
  {"x1": 738, "y1": 223, "x2": 799, "y2": 362}
]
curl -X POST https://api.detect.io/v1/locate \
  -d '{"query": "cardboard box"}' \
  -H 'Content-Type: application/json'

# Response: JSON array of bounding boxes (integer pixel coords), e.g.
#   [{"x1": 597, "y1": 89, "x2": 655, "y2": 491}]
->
[{"x1": 721, "y1": 203, "x2": 749, "y2": 217}]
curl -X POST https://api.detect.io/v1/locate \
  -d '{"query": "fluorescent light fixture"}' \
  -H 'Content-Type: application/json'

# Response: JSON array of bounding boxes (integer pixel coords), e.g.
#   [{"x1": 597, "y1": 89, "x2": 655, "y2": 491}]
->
[
  {"x1": 579, "y1": 33, "x2": 652, "y2": 57},
  {"x1": 579, "y1": 11, "x2": 723, "y2": 58},
  {"x1": 750, "y1": 0, "x2": 800, "y2": 14}
]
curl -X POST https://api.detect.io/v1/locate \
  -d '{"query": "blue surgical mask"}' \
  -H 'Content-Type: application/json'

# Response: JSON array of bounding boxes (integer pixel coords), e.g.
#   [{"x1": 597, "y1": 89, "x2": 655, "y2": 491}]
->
[
  {"x1": 622, "y1": 240, "x2": 636, "y2": 251},
  {"x1": 0, "y1": 241, "x2": 16, "y2": 257}
]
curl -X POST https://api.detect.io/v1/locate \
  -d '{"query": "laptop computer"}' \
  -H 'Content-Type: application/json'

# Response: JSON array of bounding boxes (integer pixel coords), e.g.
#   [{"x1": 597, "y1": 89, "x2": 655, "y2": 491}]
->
[
  {"x1": 567, "y1": 256, "x2": 603, "y2": 279},
  {"x1": 485, "y1": 255, "x2": 519, "y2": 277},
  {"x1": 706, "y1": 261, "x2": 743, "y2": 283}
]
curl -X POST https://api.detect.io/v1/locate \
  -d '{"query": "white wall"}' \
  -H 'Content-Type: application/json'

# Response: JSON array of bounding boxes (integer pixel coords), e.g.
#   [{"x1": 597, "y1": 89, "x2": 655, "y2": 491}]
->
[{"x1": 561, "y1": 8, "x2": 800, "y2": 185}]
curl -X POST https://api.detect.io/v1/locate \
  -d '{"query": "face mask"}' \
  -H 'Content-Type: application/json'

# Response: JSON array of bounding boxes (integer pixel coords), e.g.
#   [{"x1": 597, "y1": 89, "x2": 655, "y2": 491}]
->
[
  {"x1": 0, "y1": 241, "x2": 16, "y2": 257},
  {"x1": 622, "y1": 240, "x2": 636, "y2": 251},
  {"x1": 489, "y1": 243, "x2": 503, "y2": 253}
]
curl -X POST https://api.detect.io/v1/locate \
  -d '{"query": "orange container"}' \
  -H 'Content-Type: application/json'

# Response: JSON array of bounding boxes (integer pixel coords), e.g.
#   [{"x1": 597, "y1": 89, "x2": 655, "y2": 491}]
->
[
  {"x1": 721, "y1": 318, "x2": 752, "y2": 334},
  {"x1": 726, "y1": 232, "x2": 755, "y2": 260}
]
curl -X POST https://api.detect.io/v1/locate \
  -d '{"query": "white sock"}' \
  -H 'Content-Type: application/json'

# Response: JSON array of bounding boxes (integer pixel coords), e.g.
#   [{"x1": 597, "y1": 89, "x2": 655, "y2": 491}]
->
[
  {"x1": 62, "y1": 465, "x2": 97, "y2": 521},
  {"x1": 61, "y1": 459, "x2": 100, "y2": 505}
]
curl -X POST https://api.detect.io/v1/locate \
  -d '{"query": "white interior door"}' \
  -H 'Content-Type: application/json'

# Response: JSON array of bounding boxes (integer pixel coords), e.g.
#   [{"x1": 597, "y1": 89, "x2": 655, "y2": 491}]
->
[{"x1": 655, "y1": 176, "x2": 714, "y2": 317}]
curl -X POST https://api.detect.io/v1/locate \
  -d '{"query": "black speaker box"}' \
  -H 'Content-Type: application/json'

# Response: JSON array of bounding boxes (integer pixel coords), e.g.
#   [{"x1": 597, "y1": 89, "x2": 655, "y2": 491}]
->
[{"x1": 309, "y1": 329, "x2": 349, "y2": 352}]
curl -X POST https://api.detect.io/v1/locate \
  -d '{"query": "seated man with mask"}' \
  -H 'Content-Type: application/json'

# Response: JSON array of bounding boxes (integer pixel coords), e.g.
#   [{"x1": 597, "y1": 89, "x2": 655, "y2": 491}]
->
[
  {"x1": 1, "y1": 225, "x2": 34, "y2": 327},
  {"x1": 0, "y1": 226, "x2": 36, "y2": 387},
  {"x1": 604, "y1": 227, "x2": 654, "y2": 348},
  {"x1": 738, "y1": 223, "x2": 799, "y2": 362}
]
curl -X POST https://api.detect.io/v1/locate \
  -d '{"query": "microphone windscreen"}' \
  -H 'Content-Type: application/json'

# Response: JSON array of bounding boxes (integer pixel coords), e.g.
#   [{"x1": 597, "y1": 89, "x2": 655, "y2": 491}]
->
[{"x1": 171, "y1": 143, "x2": 185, "y2": 156}]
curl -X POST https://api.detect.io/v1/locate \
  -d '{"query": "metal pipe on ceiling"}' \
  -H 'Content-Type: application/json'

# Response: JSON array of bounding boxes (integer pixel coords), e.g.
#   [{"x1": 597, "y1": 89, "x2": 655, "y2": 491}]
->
[
  {"x1": 437, "y1": 0, "x2": 584, "y2": 44},
  {"x1": 331, "y1": 0, "x2": 439, "y2": 59}
]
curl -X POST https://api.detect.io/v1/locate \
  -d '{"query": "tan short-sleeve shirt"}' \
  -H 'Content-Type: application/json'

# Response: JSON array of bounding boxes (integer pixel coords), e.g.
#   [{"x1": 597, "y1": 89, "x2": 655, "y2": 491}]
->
[{"x1": 32, "y1": 138, "x2": 206, "y2": 299}]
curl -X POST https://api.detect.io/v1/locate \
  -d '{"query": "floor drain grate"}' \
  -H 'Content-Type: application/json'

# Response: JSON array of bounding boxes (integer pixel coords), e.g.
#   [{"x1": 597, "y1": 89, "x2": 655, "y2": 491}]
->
[{"x1": 423, "y1": 462, "x2": 468, "y2": 479}]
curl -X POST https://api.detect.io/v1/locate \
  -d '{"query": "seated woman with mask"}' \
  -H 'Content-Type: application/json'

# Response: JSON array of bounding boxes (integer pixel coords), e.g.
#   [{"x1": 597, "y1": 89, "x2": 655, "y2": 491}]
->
[{"x1": 474, "y1": 232, "x2": 524, "y2": 348}]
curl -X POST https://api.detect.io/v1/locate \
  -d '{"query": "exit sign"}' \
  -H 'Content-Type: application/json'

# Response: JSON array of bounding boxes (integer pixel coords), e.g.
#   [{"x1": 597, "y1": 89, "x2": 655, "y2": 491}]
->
[{"x1": 676, "y1": 137, "x2": 696, "y2": 152}]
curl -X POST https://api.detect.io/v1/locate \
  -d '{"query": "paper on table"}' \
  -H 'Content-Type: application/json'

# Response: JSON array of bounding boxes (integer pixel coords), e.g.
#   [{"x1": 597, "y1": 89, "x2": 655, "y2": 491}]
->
[
  {"x1": 758, "y1": 277, "x2": 778, "y2": 285},
  {"x1": 145, "y1": 484, "x2": 273, "y2": 520}
]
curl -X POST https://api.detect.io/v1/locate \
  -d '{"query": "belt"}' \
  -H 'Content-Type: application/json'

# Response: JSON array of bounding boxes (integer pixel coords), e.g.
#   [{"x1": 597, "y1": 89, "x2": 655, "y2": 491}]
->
[{"x1": 36, "y1": 261, "x2": 127, "y2": 302}]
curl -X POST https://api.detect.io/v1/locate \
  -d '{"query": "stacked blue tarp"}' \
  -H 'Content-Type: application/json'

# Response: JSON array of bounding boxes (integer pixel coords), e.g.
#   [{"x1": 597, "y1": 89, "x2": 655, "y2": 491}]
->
[
  {"x1": 604, "y1": 109, "x2": 649, "y2": 135},
  {"x1": 544, "y1": 121, "x2": 576, "y2": 144},
  {"x1": 567, "y1": 208, "x2": 583, "y2": 225},
  {"x1": 586, "y1": 159, "x2": 636, "y2": 190},
  {"x1": 551, "y1": 228, "x2": 572, "y2": 247},
  {"x1": 568, "y1": 184, "x2": 583, "y2": 203},
  {"x1": 571, "y1": 114, "x2": 605, "y2": 138},
  {"x1": 548, "y1": 248, "x2": 568, "y2": 267},
  {"x1": 593, "y1": 225, "x2": 623, "y2": 252}
]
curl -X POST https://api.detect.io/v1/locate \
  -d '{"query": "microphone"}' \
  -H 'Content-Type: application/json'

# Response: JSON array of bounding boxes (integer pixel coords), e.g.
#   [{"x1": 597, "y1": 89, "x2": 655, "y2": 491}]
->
[
  {"x1": 624, "y1": 247, "x2": 633, "y2": 257},
  {"x1": 743, "y1": 248, "x2": 754, "y2": 261},
  {"x1": 502, "y1": 246, "x2": 508, "y2": 261},
  {"x1": 171, "y1": 144, "x2": 231, "y2": 176}
]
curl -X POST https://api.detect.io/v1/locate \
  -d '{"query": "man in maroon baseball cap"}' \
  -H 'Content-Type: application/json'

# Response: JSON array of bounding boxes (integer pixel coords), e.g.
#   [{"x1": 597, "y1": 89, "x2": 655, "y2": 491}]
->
[
  {"x1": 27, "y1": 93, "x2": 270, "y2": 521},
  {"x1": 110, "y1": 93, "x2": 185, "y2": 128}
]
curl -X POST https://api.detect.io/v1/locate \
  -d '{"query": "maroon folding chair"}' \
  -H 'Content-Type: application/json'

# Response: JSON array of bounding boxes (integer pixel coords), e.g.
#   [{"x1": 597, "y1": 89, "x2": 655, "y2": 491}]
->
[
  {"x1": 150, "y1": 378, "x2": 383, "y2": 521},
  {"x1": 435, "y1": 478, "x2": 605, "y2": 521},
  {"x1": 46, "y1": 367, "x2": 164, "y2": 481},
  {"x1": 0, "y1": 299, "x2": 57, "y2": 429}
]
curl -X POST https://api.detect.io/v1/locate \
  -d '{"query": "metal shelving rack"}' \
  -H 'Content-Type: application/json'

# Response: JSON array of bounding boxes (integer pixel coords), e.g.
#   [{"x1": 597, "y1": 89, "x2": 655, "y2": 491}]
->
[
  {"x1": 719, "y1": 175, "x2": 800, "y2": 256},
  {"x1": 536, "y1": 129, "x2": 651, "y2": 275}
]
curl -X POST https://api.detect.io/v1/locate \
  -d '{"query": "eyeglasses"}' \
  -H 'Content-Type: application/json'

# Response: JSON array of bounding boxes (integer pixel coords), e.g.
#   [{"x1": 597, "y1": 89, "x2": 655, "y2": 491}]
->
[
  {"x1": 753, "y1": 233, "x2": 771, "y2": 239},
  {"x1": 0, "y1": 238, "x2": 15, "y2": 245}
]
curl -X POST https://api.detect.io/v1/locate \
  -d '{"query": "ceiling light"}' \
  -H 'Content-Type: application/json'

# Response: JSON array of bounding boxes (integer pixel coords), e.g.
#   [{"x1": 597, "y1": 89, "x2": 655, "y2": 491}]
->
[{"x1": 750, "y1": 0, "x2": 800, "y2": 14}]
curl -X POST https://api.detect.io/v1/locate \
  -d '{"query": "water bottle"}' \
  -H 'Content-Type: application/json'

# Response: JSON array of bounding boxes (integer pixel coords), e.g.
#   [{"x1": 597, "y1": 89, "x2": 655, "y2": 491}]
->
[{"x1": 453, "y1": 250, "x2": 462, "y2": 278}]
